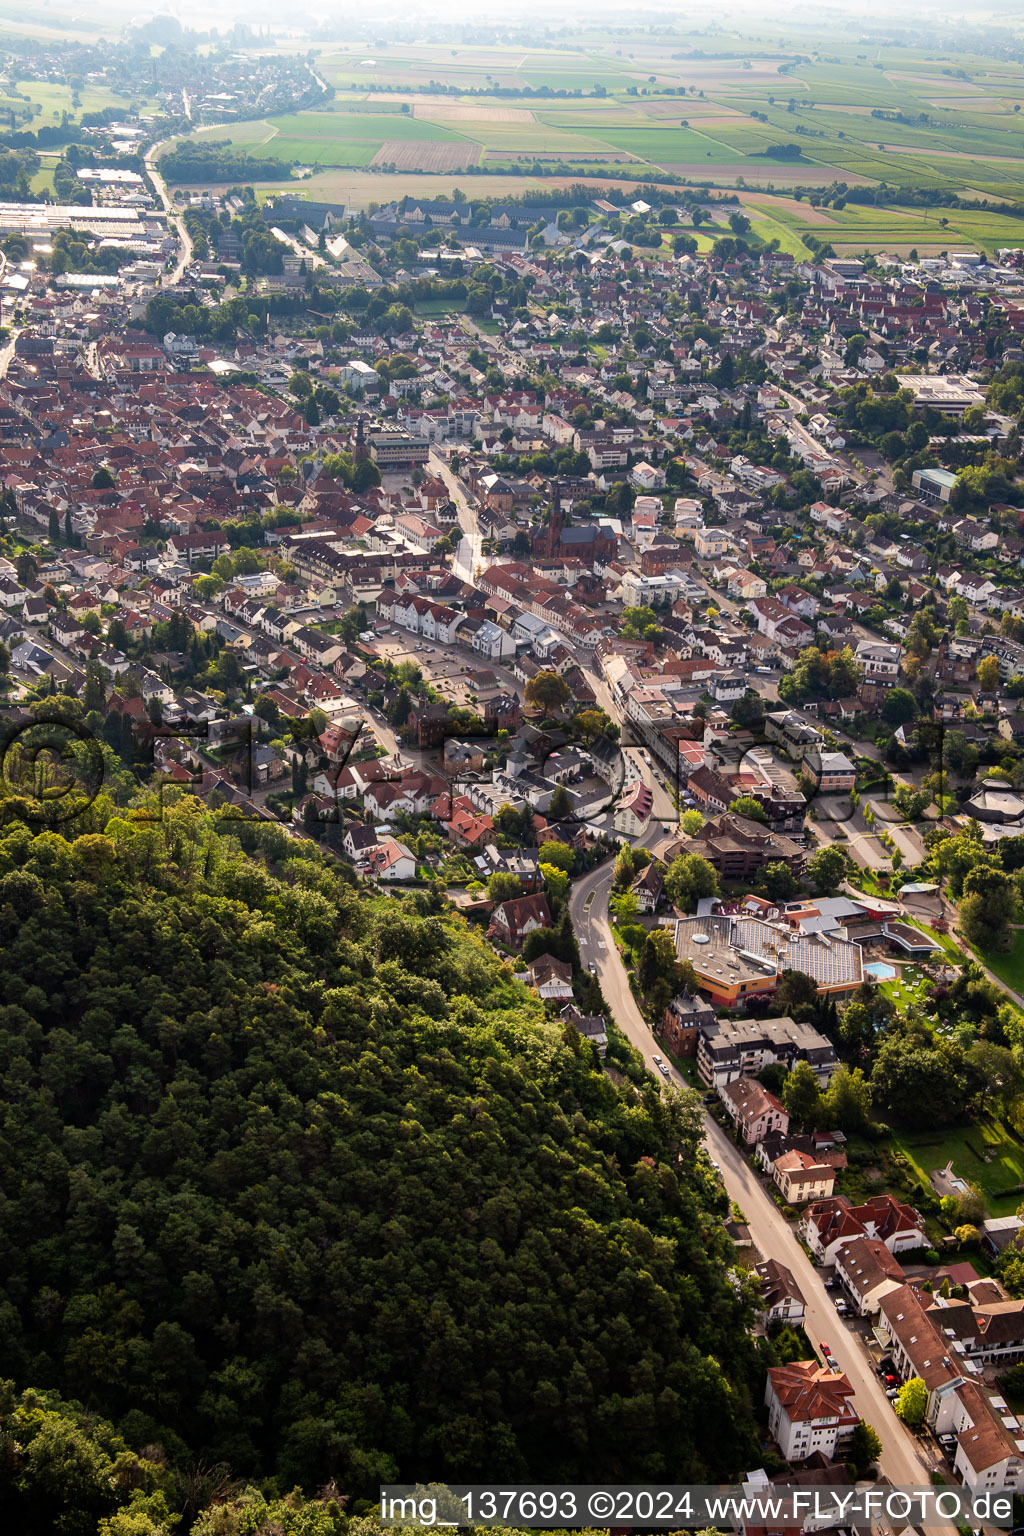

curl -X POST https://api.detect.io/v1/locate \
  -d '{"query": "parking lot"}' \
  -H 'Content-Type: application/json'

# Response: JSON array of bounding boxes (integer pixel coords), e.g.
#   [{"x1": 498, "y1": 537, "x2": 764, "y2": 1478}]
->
[{"x1": 372, "y1": 629, "x2": 513, "y2": 713}]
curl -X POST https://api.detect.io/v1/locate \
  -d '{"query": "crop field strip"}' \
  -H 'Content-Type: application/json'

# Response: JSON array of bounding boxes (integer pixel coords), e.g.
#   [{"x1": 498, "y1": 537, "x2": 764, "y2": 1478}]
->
[
  {"x1": 162, "y1": 34, "x2": 1024, "y2": 249},
  {"x1": 370, "y1": 141, "x2": 482, "y2": 172}
]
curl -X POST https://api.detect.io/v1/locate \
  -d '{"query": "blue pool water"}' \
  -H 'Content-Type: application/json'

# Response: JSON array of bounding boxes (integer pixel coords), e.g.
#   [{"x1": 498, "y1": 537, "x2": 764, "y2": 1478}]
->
[{"x1": 864, "y1": 961, "x2": 897, "y2": 981}]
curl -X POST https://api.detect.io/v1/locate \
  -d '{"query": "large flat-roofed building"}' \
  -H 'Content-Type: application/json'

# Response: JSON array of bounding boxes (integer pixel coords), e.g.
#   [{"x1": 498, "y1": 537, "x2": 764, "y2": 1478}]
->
[
  {"x1": 0, "y1": 200, "x2": 165, "y2": 242},
  {"x1": 894, "y1": 374, "x2": 984, "y2": 415},
  {"x1": 368, "y1": 430, "x2": 430, "y2": 468},
  {"x1": 695, "y1": 1011, "x2": 838, "y2": 1089},
  {"x1": 672, "y1": 912, "x2": 863, "y2": 1009},
  {"x1": 912, "y1": 466, "x2": 958, "y2": 504}
]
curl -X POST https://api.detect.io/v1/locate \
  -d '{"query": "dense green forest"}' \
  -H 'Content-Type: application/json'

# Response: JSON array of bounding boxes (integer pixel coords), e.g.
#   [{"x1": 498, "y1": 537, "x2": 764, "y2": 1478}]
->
[{"x1": 0, "y1": 789, "x2": 758, "y2": 1534}]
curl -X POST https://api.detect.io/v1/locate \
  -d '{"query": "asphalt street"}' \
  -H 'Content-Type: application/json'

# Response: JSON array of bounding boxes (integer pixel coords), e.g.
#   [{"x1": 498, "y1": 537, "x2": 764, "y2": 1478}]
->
[{"x1": 568, "y1": 855, "x2": 949, "y2": 1501}]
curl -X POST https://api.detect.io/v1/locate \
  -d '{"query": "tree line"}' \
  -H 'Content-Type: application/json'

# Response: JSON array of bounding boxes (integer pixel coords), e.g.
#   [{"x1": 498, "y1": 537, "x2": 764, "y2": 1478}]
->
[{"x1": 0, "y1": 786, "x2": 761, "y2": 1530}]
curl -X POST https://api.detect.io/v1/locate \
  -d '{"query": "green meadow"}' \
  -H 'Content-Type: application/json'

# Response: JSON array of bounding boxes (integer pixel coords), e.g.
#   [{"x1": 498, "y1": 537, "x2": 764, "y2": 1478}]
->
[{"x1": 160, "y1": 27, "x2": 1024, "y2": 241}]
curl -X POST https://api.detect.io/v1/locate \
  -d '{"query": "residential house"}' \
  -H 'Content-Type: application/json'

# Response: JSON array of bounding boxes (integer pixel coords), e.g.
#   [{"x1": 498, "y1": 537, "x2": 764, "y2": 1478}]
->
[
  {"x1": 698, "y1": 1014, "x2": 837, "y2": 1090},
  {"x1": 660, "y1": 988, "x2": 716, "y2": 1057},
  {"x1": 764, "y1": 1360, "x2": 858, "y2": 1462},
  {"x1": 834, "y1": 1236, "x2": 906, "y2": 1317},
  {"x1": 765, "y1": 710, "x2": 824, "y2": 761},
  {"x1": 342, "y1": 824, "x2": 379, "y2": 863},
  {"x1": 488, "y1": 893, "x2": 552, "y2": 951},
  {"x1": 754, "y1": 1258, "x2": 806, "y2": 1329},
  {"x1": 561, "y1": 1001, "x2": 608, "y2": 1057},
  {"x1": 770, "y1": 1150, "x2": 837, "y2": 1206},
  {"x1": 682, "y1": 812, "x2": 806, "y2": 881},
  {"x1": 630, "y1": 860, "x2": 664, "y2": 913},
  {"x1": 801, "y1": 1194, "x2": 925, "y2": 1266},
  {"x1": 806, "y1": 750, "x2": 856, "y2": 795},
  {"x1": 613, "y1": 780, "x2": 653, "y2": 837},
  {"x1": 364, "y1": 837, "x2": 417, "y2": 882},
  {"x1": 951, "y1": 1378, "x2": 1024, "y2": 1495},
  {"x1": 721, "y1": 1077, "x2": 790, "y2": 1146},
  {"x1": 525, "y1": 954, "x2": 575, "y2": 1001}
]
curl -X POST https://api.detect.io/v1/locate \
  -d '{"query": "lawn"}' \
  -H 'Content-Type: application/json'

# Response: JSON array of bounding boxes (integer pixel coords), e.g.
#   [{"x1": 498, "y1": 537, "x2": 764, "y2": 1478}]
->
[
  {"x1": 973, "y1": 929, "x2": 1024, "y2": 995},
  {"x1": 21, "y1": 80, "x2": 159, "y2": 124},
  {"x1": 414, "y1": 296, "x2": 468, "y2": 316},
  {"x1": 875, "y1": 961, "x2": 933, "y2": 1009},
  {"x1": 891, "y1": 1119, "x2": 1024, "y2": 1217}
]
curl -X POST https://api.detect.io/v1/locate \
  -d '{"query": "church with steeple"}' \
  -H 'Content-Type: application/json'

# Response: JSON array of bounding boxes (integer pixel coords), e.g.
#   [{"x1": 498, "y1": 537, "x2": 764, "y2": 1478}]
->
[{"x1": 532, "y1": 482, "x2": 618, "y2": 565}]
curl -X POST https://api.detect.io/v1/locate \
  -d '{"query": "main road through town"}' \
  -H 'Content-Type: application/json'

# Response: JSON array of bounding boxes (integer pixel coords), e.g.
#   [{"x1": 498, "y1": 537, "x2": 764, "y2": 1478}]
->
[
  {"x1": 145, "y1": 143, "x2": 194, "y2": 286},
  {"x1": 569, "y1": 850, "x2": 948, "y2": 1502}
]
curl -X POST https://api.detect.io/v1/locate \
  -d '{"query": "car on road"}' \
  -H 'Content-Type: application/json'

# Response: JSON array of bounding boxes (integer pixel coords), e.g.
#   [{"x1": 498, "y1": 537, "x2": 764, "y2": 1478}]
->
[
  {"x1": 885, "y1": 1387, "x2": 899, "y2": 1400},
  {"x1": 657, "y1": 1061, "x2": 670, "y2": 1077},
  {"x1": 819, "y1": 1342, "x2": 832, "y2": 1357}
]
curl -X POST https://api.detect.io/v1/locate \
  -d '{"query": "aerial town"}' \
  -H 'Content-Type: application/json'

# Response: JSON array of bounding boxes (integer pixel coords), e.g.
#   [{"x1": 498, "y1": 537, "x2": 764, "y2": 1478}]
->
[{"x1": 13, "y1": 46, "x2": 1024, "y2": 1527}]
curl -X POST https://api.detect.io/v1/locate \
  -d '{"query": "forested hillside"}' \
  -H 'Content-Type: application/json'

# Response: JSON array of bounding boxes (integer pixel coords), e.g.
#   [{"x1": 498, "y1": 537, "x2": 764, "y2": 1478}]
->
[{"x1": 0, "y1": 796, "x2": 758, "y2": 1534}]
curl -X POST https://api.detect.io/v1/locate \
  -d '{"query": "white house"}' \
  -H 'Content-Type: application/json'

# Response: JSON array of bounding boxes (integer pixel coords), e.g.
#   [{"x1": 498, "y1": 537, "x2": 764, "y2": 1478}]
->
[
  {"x1": 771, "y1": 1149, "x2": 836, "y2": 1205},
  {"x1": 833, "y1": 1235, "x2": 905, "y2": 1316},
  {"x1": 800, "y1": 1193, "x2": 925, "y2": 1265},
  {"x1": 613, "y1": 780, "x2": 653, "y2": 838},
  {"x1": 754, "y1": 1258, "x2": 805, "y2": 1329},
  {"x1": 363, "y1": 837, "x2": 416, "y2": 881},
  {"x1": 952, "y1": 1378, "x2": 1024, "y2": 1495},
  {"x1": 470, "y1": 618, "x2": 516, "y2": 661},
  {"x1": 720, "y1": 1077, "x2": 789, "y2": 1146},
  {"x1": 764, "y1": 1360, "x2": 858, "y2": 1462},
  {"x1": 855, "y1": 639, "x2": 902, "y2": 681},
  {"x1": 630, "y1": 460, "x2": 666, "y2": 491}
]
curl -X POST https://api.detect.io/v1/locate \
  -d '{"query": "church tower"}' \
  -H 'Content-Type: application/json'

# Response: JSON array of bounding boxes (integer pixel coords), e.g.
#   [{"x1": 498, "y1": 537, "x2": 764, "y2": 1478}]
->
[
  {"x1": 353, "y1": 414, "x2": 369, "y2": 465},
  {"x1": 545, "y1": 480, "x2": 562, "y2": 557}
]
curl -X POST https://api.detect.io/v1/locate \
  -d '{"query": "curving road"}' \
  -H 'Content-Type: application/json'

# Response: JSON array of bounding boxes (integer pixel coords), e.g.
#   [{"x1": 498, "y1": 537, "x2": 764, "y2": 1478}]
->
[
  {"x1": 144, "y1": 142, "x2": 194, "y2": 286},
  {"x1": 569, "y1": 859, "x2": 948, "y2": 1499}
]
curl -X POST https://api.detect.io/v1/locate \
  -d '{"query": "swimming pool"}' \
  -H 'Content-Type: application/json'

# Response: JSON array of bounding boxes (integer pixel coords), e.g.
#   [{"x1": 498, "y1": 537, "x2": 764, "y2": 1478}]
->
[{"x1": 864, "y1": 961, "x2": 897, "y2": 981}]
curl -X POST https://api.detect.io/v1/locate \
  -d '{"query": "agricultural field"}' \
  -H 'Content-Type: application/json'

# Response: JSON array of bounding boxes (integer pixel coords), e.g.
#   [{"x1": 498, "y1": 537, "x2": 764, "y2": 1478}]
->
[
  {"x1": 160, "y1": 27, "x2": 1024, "y2": 252},
  {"x1": 18, "y1": 79, "x2": 159, "y2": 125},
  {"x1": 371, "y1": 141, "x2": 481, "y2": 172}
]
